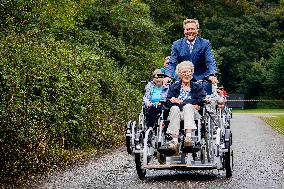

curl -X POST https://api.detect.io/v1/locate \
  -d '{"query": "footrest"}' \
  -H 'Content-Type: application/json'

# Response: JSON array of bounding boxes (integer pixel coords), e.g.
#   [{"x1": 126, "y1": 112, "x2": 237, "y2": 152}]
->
[
  {"x1": 182, "y1": 143, "x2": 201, "y2": 153},
  {"x1": 158, "y1": 145, "x2": 176, "y2": 156}
]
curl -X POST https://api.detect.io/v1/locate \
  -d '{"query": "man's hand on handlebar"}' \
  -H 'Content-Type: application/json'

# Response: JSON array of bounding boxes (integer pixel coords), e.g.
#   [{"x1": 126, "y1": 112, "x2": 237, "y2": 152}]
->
[
  {"x1": 208, "y1": 75, "x2": 218, "y2": 84},
  {"x1": 204, "y1": 97, "x2": 213, "y2": 104}
]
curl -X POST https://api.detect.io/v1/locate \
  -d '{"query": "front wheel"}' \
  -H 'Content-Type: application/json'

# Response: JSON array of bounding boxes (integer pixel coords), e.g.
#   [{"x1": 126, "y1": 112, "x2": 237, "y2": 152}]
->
[
  {"x1": 224, "y1": 148, "x2": 233, "y2": 177},
  {"x1": 224, "y1": 135, "x2": 233, "y2": 177},
  {"x1": 135, "y1": 153, "x2": 146, "y2": 179}
]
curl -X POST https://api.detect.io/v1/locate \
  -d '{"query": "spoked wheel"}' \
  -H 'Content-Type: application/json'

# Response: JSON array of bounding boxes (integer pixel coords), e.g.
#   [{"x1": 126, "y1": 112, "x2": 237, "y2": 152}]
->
[
  {"x1": 135, "y1": 153, "x2": 146, "y2": 179},
  {"x1": 135, "y1": 128, "x2": 154, "y2": 179}
]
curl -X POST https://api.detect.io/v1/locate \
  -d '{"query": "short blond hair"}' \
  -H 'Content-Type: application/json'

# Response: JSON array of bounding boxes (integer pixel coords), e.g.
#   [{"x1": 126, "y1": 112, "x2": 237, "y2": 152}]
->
[
  {"x1": 183, "y1": 18, "x2": 199, "y2": 29},
  {"x1": 152, "y1": 69, "x2": 162, "y2": 78},
  {"x1": 176, "y1": 61, "x2": 194, "y2": 77},
  {"x1": 164, "y1": 56, "x2": 170, "y2": 61}
]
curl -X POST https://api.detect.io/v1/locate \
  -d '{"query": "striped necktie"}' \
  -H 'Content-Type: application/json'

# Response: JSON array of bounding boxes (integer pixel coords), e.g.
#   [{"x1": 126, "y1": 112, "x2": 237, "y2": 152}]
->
[{"x1": 189, "y1": 42, "x2": 193, "y2": 54}]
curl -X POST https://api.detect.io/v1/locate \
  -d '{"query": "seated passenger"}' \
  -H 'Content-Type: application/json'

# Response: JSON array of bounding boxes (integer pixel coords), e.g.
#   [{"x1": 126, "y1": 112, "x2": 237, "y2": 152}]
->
[
  {"x1": 160, "y1": 56, "x2": 177, "y2": 81},
  {"x1": 143, "y1": 69, "x2": 168, "y2": 128},
  {"x1": 165, "y1": 61, "x2": 206, "y2": 150}
]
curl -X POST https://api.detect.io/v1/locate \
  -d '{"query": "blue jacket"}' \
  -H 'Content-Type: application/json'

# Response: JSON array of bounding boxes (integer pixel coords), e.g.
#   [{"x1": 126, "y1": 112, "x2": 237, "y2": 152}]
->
[
  {"x1": 165, "y1": 36, "x2": 217, "y2": 80},
  {"x1": 165, "y1": 80, "x2": 206, "y2": 109},
  {"x1": 143, "y1": 81, "x2": 169, "y2": 107},
  {"x1": 160, "y1": 67, "x2": 177, "y2": 79}
]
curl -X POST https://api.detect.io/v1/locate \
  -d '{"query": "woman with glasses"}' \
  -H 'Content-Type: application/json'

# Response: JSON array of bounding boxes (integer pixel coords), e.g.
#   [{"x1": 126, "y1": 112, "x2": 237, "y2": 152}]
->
[
  {"x1": 165, "y1": 61, "x2": 206, "y2": 153},
  {"x1": 143, "y1": 69, "x2": 169, "y2": 128}
]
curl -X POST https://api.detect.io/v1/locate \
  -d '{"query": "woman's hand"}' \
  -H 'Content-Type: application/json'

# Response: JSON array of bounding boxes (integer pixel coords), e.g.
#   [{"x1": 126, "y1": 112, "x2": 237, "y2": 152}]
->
[
  {"x1": 170, "y1": 97, "x2": 182, "y2": 104},
  {"x1": 163, "y1": 77, "x2": 172, "y2": 86},
  {"x1": 147, "y1": 102, "x2": 153, "y2": 108},
  {"x1": 193, "y1": 104, "x2": 200, "y2": 110}
]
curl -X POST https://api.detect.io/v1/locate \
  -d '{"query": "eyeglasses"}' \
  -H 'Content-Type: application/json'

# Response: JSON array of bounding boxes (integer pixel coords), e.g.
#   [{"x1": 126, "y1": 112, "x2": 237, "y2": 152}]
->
[
  {"x1": 153, "y1": 76, "x2": 162, "y2": 79},
  {"x1": 180, "y1": 70, "x2": 193, "y2": 75}
]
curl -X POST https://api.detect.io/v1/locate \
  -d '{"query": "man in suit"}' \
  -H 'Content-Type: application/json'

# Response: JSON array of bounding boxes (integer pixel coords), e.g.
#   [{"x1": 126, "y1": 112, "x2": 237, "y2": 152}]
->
[{"x1": 165, "y1": 18, "x2": 218, "y2": 84}]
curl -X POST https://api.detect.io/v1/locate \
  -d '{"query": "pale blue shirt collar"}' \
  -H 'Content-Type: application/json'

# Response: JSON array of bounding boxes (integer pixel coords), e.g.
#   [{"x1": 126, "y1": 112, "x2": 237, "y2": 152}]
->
[{"x1": 186, "y1": 38, "x2": 196, "y2": 46}]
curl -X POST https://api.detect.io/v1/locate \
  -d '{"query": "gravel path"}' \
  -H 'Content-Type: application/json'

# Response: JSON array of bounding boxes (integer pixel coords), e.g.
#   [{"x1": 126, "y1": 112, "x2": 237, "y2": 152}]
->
[{"x1": 26, "y1": 113, "x2": 284, "y2": 189}]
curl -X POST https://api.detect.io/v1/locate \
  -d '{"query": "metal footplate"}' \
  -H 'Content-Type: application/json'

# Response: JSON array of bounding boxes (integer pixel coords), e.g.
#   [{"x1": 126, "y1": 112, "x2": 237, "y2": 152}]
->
[
  {"x1": 144, "y1": 156, "x2": 217, "y2": 170},
  {"x1": 144, "y1": 163, "x2": 217, "y2": 170}
]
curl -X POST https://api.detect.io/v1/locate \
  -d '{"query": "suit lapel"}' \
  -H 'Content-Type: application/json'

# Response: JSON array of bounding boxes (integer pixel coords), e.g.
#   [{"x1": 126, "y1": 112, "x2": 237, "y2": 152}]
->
[{"x1": 191, "y1": 37, "x2": 200, "y2": 58}]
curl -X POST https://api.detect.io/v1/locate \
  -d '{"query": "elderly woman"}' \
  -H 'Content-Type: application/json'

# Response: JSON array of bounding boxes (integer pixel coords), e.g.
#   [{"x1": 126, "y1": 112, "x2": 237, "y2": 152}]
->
[
  {"x1": 143, "y1": 69, "x2": 168, "y2": 128},
  {"x1": 165, "y1": 61, "x2": 206, "y2": 151}
]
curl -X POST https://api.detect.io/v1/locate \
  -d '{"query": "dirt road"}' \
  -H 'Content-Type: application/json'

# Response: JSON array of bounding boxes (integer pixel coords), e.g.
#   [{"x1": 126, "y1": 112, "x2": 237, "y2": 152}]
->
[{"x1": 27, "y1": 113, "x2": 284, "y2": 189}]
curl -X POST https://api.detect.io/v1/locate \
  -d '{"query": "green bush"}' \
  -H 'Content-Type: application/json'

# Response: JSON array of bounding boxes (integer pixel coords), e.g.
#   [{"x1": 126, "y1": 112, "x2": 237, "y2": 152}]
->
[
  {"x1": 0, "y1": 31, "x2": 143, "y2": 182},
  {"x1": 0, "y1": 0, "x2": 165, "y2": 185}
]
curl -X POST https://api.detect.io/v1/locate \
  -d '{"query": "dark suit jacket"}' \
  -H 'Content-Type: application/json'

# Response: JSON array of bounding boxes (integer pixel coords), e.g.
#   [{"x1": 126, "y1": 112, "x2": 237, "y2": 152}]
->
[
  {"x1": 165, "y1": 36, "x2": 217, "y2": 81},
  {"x1": 165, "y1": 80, "x2": 206, "y2": 109}
]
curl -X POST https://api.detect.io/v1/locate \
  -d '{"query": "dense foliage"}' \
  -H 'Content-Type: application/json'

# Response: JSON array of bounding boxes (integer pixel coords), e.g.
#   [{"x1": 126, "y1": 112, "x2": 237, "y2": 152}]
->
[
  {"x1": 0, "y1": 0, "x2": 283, "y2": 185},
  {"x1": 0, "y1": 0, "x2": 162, "y2": 185}
]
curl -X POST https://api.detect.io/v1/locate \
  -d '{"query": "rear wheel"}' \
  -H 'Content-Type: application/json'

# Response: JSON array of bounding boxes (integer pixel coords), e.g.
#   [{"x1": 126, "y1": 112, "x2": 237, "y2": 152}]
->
[
  {"x1": 224, "y1": 132, "x2": 233, "y2": 177},
  {"x1": 135, "y1": 153, "x2": 146, "y2": 179}
]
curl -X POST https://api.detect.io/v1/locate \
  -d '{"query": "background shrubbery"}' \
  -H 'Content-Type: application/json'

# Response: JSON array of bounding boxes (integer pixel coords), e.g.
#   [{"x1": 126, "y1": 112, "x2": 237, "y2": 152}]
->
[
  {"x1": 0, "y1": 0, "x2": 162, "y2": 184},
  {"x1": 0, "y1": 0, "x2": 283, "y2": 186},
  {"x1": 0, "y1": 25, "x2": 143, "y2": 182}
]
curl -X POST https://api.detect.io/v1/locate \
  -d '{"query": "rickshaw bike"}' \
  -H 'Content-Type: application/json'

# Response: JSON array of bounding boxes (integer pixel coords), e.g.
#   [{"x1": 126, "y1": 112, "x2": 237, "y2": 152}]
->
[{"x1": 126, "y1": 78, "x2": 233, "y2": 178}]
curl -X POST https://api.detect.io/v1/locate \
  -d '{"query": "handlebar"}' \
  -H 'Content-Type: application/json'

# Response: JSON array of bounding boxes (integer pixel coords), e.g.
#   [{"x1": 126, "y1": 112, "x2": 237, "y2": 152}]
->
[{"x1": 140, "y1": 80, "x2": 148, "y2": 84}]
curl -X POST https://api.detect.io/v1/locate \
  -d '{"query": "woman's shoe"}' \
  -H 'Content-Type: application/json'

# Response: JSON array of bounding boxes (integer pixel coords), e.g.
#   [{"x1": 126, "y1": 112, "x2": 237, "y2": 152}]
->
[
  {"x1": 184, "y1": 137, "x2": 193, "y2": 147},
  {"x1": 168, "y1": 142, "x2": 179, "y2": 155}
]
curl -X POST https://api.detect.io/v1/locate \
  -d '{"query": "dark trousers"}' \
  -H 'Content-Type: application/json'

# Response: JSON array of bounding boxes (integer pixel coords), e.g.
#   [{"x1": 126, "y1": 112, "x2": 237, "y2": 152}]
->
[{"x1": 146, "y1": 106, "x2": 163, "y2": 128}]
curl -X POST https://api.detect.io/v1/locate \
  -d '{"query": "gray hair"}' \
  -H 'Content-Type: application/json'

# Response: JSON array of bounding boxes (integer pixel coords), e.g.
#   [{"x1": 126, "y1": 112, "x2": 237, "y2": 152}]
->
[
  {"x1": 183, "y1": 18, "x2": 199, "y2": 29},
  {"x1": 152, "y1": 69, "x2": 162, "y2": 78},
  {"x1": 176, "y1": 61, "x2": 194, "y2": 77}
]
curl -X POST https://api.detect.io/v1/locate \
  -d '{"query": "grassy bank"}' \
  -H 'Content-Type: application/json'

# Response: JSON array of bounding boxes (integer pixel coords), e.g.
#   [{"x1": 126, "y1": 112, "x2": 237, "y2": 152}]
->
[
  {"x1": 232, "y1": 109, "x2": 284, "y2": 113},
  {"x1": 262, "y1": 115, "x2": 284, "y2": 135}
]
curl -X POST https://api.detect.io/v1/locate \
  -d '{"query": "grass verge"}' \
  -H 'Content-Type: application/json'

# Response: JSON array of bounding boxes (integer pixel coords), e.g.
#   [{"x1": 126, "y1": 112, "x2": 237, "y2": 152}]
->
[
  {"x1": 232, "y1": 109, "x2": 284, "y2": 113},
  {"x1": 261, "y1": 115, "x2": 284, "y2": 135}
]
